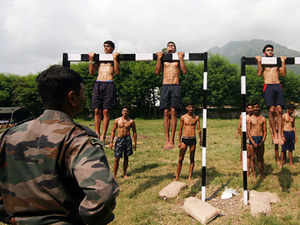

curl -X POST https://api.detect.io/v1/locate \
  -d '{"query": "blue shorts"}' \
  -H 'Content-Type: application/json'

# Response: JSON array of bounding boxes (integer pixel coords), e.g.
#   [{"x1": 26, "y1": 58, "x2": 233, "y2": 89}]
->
[
  {"x1": 251, "y1": 136, "x2": 263, "y2": 146},
  {"x1": 281, "y1": 131, "x2": 295, "y2": 152}
]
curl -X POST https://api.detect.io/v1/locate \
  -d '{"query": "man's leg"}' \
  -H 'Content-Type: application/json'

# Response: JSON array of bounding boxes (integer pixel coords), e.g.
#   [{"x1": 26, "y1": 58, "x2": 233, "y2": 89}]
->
[
  {"x1": 176, "y1": 144, "x2": 187, "y2": 180},
  {"x1": 123, "y1": 155, "x2": 129, "y2": 178},
  {"x1": 275, "y1": 105, "x2": 283, "y2": 145},
  {"x1": 189, "y1": 145, "x2": 196, "y2": 181},
  {"x1": 274, "y1": 144, "x2": 280, "y2": 166},
  {"x1": 170, "y1": 107, "x2": 177, "y2": 148},
  {"x1": 163, "y1": 109, "x2": 171, "y2": 149},
  {"x1": 268, "y1": 106, "x2": 277, "y2": 143},
  {"x1": 101, "y1": 109, "x2": 110, "y2": 143},
  {"x1": 288, "y1": 151, "x2": 295, "y2": 168},
  {"x1": 94, "y1": 108, "x2": 103, "y2": 139},
  {"x1": 113, "y1": 157, "x2": 120, "y2": 179},
  {"x1": 257, "y1": 145, "x2": 265, "y2": 178}
]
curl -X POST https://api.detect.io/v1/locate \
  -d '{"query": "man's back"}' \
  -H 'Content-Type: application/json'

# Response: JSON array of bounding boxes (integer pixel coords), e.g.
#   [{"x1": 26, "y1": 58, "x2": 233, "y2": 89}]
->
[{"x1": 0, "y1": 110, "x2": 118, "y2": 225}]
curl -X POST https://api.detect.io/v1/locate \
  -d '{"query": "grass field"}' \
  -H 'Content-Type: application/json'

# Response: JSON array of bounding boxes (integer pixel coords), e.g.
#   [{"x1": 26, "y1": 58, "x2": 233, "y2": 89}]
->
[{"x1": 1, "y1": 118, "x2": 300, "y2": 225}]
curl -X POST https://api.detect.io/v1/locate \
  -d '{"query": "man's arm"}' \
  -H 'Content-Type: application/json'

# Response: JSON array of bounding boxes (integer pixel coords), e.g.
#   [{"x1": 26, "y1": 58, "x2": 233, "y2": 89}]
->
[
  {"x1": 261, "y1": 117, "x2": 267, "y2": 145},
  {"x1": 88, "y1": 52, "x2": 99, "y2": 75},
  {"x1": 131, "y1": 120, "x2": 137, "y2": 151},
  {"x1": 237, "y1": 115, "x2": 242, "y2": 137},
  {"x1": 196, "y1": 116, "x2": 202, "y2": 146},
  {"x1": 292, "y1": 116, "x2": 297, "y2": 143},
  {"x1": 279, "y1": 56, "x2": 286, "y2": 76},
  {"x1": 113, "y1": 52, "x2": 120, "y2": 75},
  {"x1": 178, "y1": 52, "x2": 187, "y2": 74},
  {"x1": 69, "y1": 136, "x2": 119, "y2": 225},
  {"x1": 247, "y1": 118, "x2": 256, "y2": 148},
  {"x1": 0, "y1": 132, "x2": 10, "y2": 223},
  {"x1": 155, "y1": 52, "x2": 163, "y2": 75},
  {"x1": 178, "y1": 116, "x2": 184, "y2": 148},
  {"x1": 256, "y1": 56, "x2": 263, "y2": 76},
  {"x1": 109, "y1": 120, "x2": 118, "y2": 149}
]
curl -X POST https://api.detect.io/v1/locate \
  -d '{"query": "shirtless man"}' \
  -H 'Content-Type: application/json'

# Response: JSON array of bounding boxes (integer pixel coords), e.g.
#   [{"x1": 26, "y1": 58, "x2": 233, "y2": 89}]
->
[
  {"x1": 176, "y1": 104, "x2": 201, "y2": 181},
  {"x1": 155, "y1": 41, "x2": 187, "y2": 150},
  {"x1": 237, "y1": 104, "x2": 255, "y2": 176},
  {"x1": 256, "y1": 44, "x2": 286, "y2": 145},
  {"x1": 109, "y1": 108, "x2": 137, "y2": 179},
  {"x1": 89, "y1": 40, "x2": 120, "y2": 142},
  {"x1": 281, "y1": 104, "x2": 297, "y2": 168},
  {"x1": 248, "y1": 104, "x2": 267, "y2": 179}
]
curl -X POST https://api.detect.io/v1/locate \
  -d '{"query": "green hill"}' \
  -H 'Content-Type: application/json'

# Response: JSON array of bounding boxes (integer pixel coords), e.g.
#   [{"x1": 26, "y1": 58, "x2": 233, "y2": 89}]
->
[{"x1": 209, "y1": 39, "x2": 300, "y2": 74}]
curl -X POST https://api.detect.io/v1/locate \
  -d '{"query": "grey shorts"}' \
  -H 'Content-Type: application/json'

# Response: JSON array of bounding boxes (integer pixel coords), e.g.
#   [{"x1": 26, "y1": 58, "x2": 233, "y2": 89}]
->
[{"x1": 159, "y1": 84, "x2": 182, "y2": 110}]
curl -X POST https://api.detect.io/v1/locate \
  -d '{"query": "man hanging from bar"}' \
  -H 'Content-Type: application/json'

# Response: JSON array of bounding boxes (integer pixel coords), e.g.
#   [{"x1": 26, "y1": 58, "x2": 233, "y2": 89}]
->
[
  {"x1": 155, "y1": 41, "x2": 187, "y2": 150},
  {"x1": 89, "y1": 41, "x2": 120, "y2": 142},
  {"x1": 256, "y1": 44, "x2": 286, "y2": 145}
]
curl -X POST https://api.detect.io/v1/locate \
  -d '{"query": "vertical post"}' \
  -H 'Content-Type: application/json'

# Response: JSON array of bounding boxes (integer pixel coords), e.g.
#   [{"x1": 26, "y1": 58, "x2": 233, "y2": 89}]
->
[
  {"x1": 201, "y1": 52, "x2": 208, "y2": 201},
  {"x1": 62, "y1": 53, "x2": 70, "y2": 68},
  {"x1": 241, "y1": 57, "x2": 248, "y2": 205}
]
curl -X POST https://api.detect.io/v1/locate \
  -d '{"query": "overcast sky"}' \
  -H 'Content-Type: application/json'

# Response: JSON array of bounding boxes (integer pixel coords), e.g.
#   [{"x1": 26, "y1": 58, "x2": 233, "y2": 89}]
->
[{"x1": 1, "y1": 0, "x2": 300, "y2": 75}]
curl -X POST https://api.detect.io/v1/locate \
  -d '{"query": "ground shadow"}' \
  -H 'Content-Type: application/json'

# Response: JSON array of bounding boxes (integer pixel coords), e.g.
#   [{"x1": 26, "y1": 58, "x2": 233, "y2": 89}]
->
[
  {"x1": 252, "y1": 163, "x2": 273, "y2": 190},
  {"x1": 129, "y1": 163, "x2": 160, "y2": 176},
  {"x1": 128, "y1": 172, "x2": 174, "y2": 199},
  {"x1": 183, "y1": 167, "x2": 230, "y2": 198},
  {"x1": 278, "y1": 167, "x2": 293, "y2": 193},
  {"x1": 293, "y1": 156, "x2": 300, "y2": 163},
  {"x1": 206, "y1": 177, "x2": 233, "y2": 201}
]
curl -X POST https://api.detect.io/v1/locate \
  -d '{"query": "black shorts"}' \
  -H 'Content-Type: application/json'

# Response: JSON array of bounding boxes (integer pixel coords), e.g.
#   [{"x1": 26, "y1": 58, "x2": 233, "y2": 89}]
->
[
  {"x1": 181, "y1": 136, "x2": 196, "y2": 146},
  {"x1": 263, "y1": 84, "x2": 284, "y2": 107},
  {"x1": 114, "y1": 136, "x2": 133, "y2": 158},
  {"x1": 159, "y1": 84, "x2": 182, "y2": 110},
  {"x1": 92, "y1": 81, "x2": 116, "y2": 110}
]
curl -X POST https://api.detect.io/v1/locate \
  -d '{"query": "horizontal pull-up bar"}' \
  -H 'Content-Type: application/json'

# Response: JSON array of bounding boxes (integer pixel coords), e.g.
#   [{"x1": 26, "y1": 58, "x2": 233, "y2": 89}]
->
[
  {"x1": 242, "y1": 57, "x2": 300, "y2": 65},
  {"x1": 62, "y1": 52, "x2": 207, "y2": 66}
]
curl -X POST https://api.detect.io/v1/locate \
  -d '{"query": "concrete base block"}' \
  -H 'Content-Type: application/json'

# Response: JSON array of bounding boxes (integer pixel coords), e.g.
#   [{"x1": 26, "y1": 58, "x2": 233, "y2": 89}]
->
[
  {"x1": 159, "y1": 181, "x2": 187, "y2": 199},
  {"x1": 183, "y1": 197, "x2": 220, "y2": 224},
  {"x1": 249, "y1": 190, "x2": 280, "y2": 216}
]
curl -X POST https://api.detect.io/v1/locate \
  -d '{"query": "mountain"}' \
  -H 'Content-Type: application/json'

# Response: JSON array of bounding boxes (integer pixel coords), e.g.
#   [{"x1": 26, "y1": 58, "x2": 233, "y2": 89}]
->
[{"x1": 208, "y1": 39, "x2": 300, "y2": 74}]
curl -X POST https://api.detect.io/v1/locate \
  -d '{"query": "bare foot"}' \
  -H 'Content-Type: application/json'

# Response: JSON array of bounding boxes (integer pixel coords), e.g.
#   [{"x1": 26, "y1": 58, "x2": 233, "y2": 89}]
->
[
  {"x1": 164, "y1": 142, "x2": 173, "y2": 150},
  {"x1": 168, "y1": 142, "x2": 175, "y2": 149},
  {"x1": 100, "y1": 135, "x2": 106, "y2": 144},
  {"x1": 290, "y1": 164, "x2": 296, "y2": 169},
  {"x1": 123, "y1": 175, "x2": 129, "y2": 179}
]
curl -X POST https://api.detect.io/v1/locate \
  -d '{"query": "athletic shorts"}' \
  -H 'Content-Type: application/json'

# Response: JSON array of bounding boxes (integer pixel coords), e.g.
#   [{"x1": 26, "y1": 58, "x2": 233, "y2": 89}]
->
[
  {"x1": 181, "y1": 136, "x2": 196, "y2": 146},
  {"x1": 263, "y1": 84, "x2": 284, "y2": 107},
  {"x1": 114, "y1": 136, "x2": 133, "y2": 158},
  {"x1": 251, "y1": 136, "x2": 263, "y2": 146},
  {"x1": 159, "y1": 84, "x2": 182, "y2": 110},
  {"x1": 281, "y1": 131, "x2": 295, "y2": 152},
  {"x1": 92, "y1": 81, "x2": 116, "y2": 110}
]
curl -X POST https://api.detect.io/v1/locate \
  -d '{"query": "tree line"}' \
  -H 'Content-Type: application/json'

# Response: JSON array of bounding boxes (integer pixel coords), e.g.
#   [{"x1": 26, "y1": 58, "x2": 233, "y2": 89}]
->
[{"x1": 1, "y1": 55, "x2": 300, "y2": 119}]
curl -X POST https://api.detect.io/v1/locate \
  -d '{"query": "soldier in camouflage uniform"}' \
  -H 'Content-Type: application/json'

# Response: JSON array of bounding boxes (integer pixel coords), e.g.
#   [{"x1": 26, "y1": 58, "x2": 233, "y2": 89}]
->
[{"x1": 0, "y1": 65, "x2": 119, "y2": 225}]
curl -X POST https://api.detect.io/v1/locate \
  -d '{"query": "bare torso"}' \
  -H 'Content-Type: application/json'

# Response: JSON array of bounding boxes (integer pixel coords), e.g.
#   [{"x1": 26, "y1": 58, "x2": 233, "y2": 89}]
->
[
  {"x1": 182, "y1": 114, "x2": 199, "y2": 137},
  {"x1": 116, "y1": 117, "x2": 133, "y2": 137},
  {"x1": 97, "y1": 63, "x2": 114, "y2": 81},
  {"x1": 163, "y1": 62, "x2": 180, "y2": 84},
  {"x1": 249, "y1": 115, "x2": 266, "y2": 136},
  {"x1": 262, "y1": 67, "x2": 280, "y2": 84},
  {"x1": 283, "y1": 113, "x2": 295, "y2": 131}
]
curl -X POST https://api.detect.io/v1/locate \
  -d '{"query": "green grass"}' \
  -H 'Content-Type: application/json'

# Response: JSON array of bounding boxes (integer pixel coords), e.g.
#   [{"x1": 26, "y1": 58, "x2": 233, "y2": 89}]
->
[{"x1": 1, "y1": 118, "x2": 300, "y2": 225}]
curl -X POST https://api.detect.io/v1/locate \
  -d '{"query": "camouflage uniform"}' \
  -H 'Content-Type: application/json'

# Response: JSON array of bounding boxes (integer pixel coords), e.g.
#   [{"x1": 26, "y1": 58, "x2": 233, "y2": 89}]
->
[{"x1": 0, "y1": 110, "x2": 119, "y2": 225}]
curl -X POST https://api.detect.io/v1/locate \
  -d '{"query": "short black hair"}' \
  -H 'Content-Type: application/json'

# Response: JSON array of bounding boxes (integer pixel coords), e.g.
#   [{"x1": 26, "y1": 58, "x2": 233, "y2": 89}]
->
[
  {"x1": 167, "y1": 41, "x2": 176, "y2": 50},
  {"x1": 36, "y1": 65, "x2": 83, "y2": 109},
  {"x1": 287, "y1": 104, "x2": 296, "y2": 110},
  {"x1": 262, "y1": 44, "x2": 274, "y2": 53},
  {"x1": 104, "y1": 40, "x2": 115, "y2": 50}
]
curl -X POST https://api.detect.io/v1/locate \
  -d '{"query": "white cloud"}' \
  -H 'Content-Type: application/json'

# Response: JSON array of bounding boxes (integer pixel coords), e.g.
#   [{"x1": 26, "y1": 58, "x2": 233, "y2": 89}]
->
[{"x1": 1, "y1": 0, "x2": 300, "y2": 75}]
